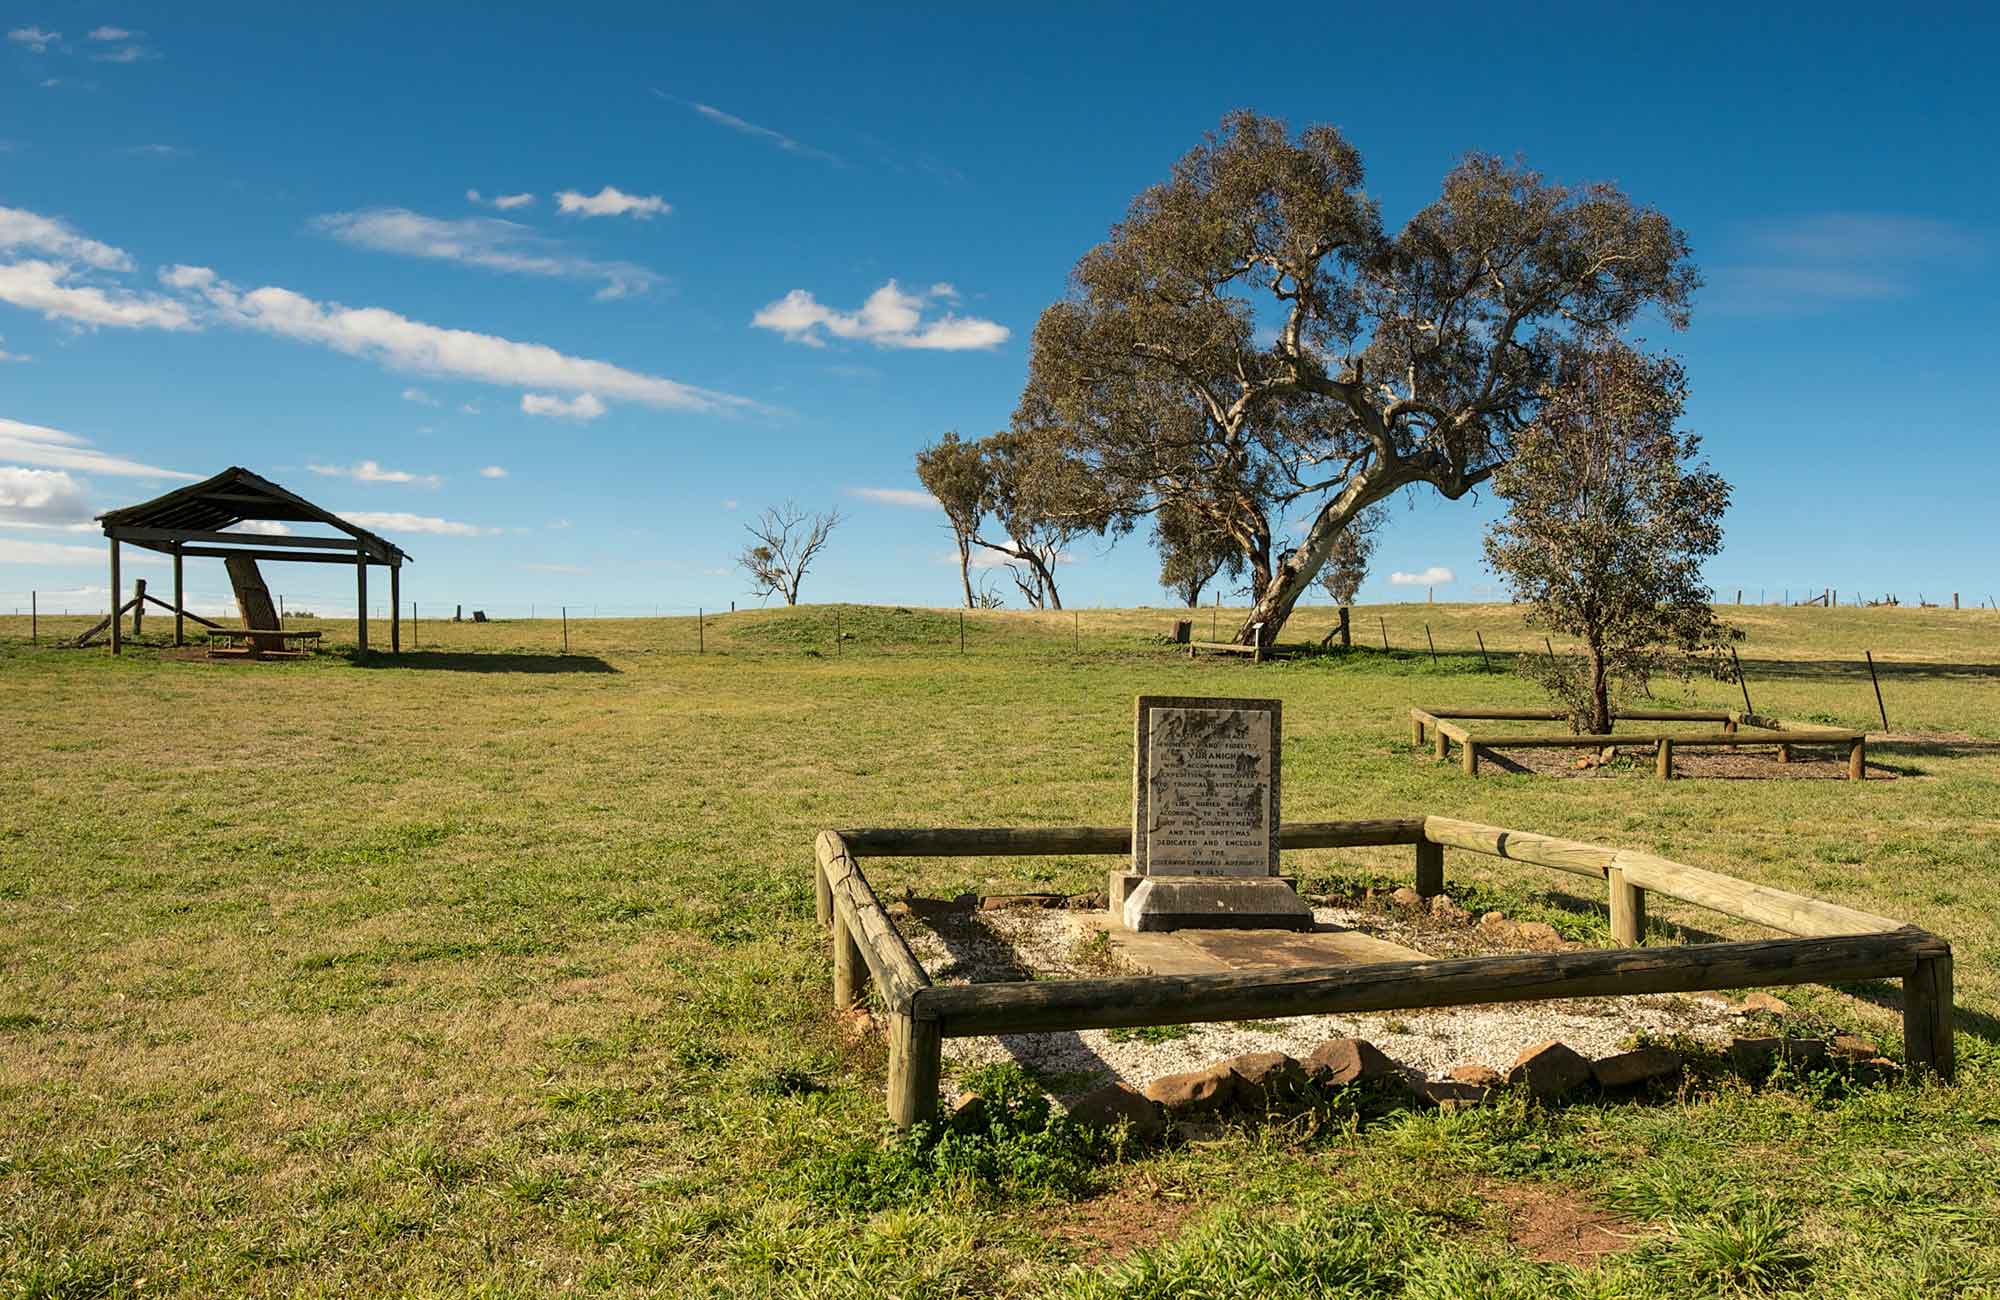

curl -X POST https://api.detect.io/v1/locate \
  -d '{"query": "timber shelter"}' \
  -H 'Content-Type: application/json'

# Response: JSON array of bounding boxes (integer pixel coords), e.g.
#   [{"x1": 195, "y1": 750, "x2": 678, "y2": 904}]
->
[{"x1": 96, "y1": 467, "x2": 411, "y2": 655}]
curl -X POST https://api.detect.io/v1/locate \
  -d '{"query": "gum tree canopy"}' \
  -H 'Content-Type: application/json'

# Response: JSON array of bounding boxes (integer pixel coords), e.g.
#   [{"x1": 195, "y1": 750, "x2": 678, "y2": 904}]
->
[{"x1": 1015, "y1": 110, "x2": 1699, "y2": 645}]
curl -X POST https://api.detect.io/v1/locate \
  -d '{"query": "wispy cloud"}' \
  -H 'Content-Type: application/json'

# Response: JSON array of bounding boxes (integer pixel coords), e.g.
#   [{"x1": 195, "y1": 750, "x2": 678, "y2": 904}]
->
[
  {"x1": 87, "y1": 26, "x2": 132, "y2": 40},
  {"x1": 337, "y1": 510, "x2": 498, "y2": 538},
  {"x1": 520, "y1": 391, "x2": 605, "y2": 420},
  {"x1": 1389, "y1": 566, "x2": 1454, "y2": 586},
  {"x1": 524, "y1": 562, "x2": 586, "y2": 574},
  {"x1": 478, "y1": 465, "x2": 508, "y2": 478},
  {"x1": 0, "y1": 417, "x2": 196, "y2": 478},
  {"x1": 90, "y1": 43, "x2": 152, "y2": 64},
  {"x1": 307, "y1": 460, "x2": 441, "y2": 487},
  {"x1": 0, "y1": 537, "x2": 166, "y2": 566},
  {"x1": 0, "y1": 205, "x2": 133, "y2": 270},
  {"x1": 1710, "y1": 212, "x2": 1986, "y2": 316},
  {"x1": 555, "y1": 186, "x2": 668, "y2": 219},
  {"x1": 753, "y1": 280, "x2": 1008, "y2": 351},
  {"x1": 0, "y1": 259, "x2": 194, "y2": 330},
  {"x1": 7, "y1": 27, "x2": 59, "y2": 53},
  {"x1": 667, "y1": 93, "x2": 842, "y2": 165},
  {"x1": 466, "y1": 189, "x2": 536, "y2": 210},
  {"x1": 850, "y1": 486, "x2": 939, "y2": 509},
  {"x1": 312, "y1": 207, "x2": 660, "y2": 299},
  {"x1": 159, "y1": 264, "x2": 761, "y2": 414},
  {"x1": 401, "y1": 387, "x2": 438, "y2": 406}
]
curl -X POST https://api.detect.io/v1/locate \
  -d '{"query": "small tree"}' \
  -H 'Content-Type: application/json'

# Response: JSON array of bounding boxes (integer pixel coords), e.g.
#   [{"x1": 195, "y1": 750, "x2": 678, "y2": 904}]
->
[
  {"x1": 912, "y1": 428, "x2": 1114, "y2": 610},
  {"x1": 1155, "y1": 496, "x2": 1244, "y2": 607},
  {"x1": 739, "y1": 502, "x2": 843, "y2": 606},
  {"x1": 1316, "y1": 504, "x2": 1382, "y2": 606},
  {"x1": 1484, "y1": 342, "x2": 1737, "y2": 734},
  {"x1": 913, "y1": 431, "x2": 990, "y2": 608}
]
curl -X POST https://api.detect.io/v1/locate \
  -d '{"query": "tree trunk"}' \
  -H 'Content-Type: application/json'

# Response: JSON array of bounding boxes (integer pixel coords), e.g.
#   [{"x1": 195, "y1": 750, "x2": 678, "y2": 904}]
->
[
  {"x1": 1235, "y1": 476, "x2": 1384, "y2": 645},
  {"x1": 956, "y1": 536, "x2": 974, "y2": 608},
  {"x1": 1588, "y1": 641, "x2": 1611, "y2": 735}
]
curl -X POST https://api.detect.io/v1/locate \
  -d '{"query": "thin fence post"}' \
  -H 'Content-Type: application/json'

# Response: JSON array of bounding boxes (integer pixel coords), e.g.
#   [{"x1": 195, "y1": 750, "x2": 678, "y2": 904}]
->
[
  {"x1": 699, "y1": 608, "x2": 704, "y2": 655},
  {"x1": 1475, "y1": 630, "x2": 1490, "y2": 671},
  {"x1": 1424, "y1": 623, "x2": 1438, "y2": 666},
  {"x1": 1212, "y1": 591, "x2": 1219, "y2": 642},
  {"x1": 1865, "y1": 650, "x2": 1888, "y2": 730},
  {"x1": 959, "y1": 608, "x2": 965, "y2": 654},
  {"x1": 1073, "y1": 609, "x2": 1078, "y2": 652},
  {"x1": 1379, "y1": 616, "x2": 1388, "y2": 652},
  {"x1": 834, "y1": 608, "x2": 840, "y2": 655},
  {"x1": 562, "y1": 606, "x2": 568, "y2": 655},
  {"x1": 1731, "y1": 644, "x2": 1753, "y2": 716}
]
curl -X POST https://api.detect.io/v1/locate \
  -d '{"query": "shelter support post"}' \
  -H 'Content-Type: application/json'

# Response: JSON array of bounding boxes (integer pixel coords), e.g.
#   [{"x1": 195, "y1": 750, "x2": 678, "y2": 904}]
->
[
  {"x1": 390, "y1": 562, "x2": 401, "y2": 654},
  {"x1": 109, "y1": 539, "x2": 121, "y2": 655},
  {"x1": 173, "y1": 548, "x2": 184, "y2": 646},
  {"x1": 356, "y1": 558, "x2": 368, "y2": 654}
]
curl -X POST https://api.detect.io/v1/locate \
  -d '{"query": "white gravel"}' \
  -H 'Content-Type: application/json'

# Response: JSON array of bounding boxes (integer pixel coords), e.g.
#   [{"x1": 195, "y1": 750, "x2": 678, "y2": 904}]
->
[{"x1": 899, "y1": 904, "x2": 1736, "y2": 1098}]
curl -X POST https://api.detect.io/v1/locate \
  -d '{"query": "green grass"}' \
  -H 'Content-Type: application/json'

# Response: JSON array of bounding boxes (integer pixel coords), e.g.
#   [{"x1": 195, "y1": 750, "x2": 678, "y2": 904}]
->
[{"x1": 2, "y1": 601, "x2": 1998, "y2": 1297}]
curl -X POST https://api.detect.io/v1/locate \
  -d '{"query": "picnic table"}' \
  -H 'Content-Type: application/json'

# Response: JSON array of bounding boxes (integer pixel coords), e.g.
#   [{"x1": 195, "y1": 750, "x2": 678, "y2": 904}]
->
[{"x1": 206, "y1": 628, "x2": 323, "y2": 659}]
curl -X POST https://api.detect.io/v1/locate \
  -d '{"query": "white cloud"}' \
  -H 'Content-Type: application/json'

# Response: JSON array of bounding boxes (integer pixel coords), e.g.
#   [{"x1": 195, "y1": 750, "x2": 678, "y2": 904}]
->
[
  {"x1": 478, "y1": 465, "x2": 507, "y2": 478},
  {"x1": 163, "y1": 267, "x2": 759, "y2": 413},
  {"x1": 230, "y1": 520, "x2": 292, "y2": 536},
  {"x1": 87, "y1": 26, "x2": 132, "y2": 40},
  {"x1": 307, "y1": 460, "x2": 441, "y2": 487},
  {"x1": 401, "y1": 387, "x2": 438, "y2": 405},
  {"x1": 524, "y1": 562, "x2": 586, "y2": 574},
  {"x1": 313, "y1": 207, "x2": 659, "y2": 299},
  {"x1": 1389, "y1": 566, "x2": 1455, "y2": 586},
  {"x1": 0, "y1": 205, "x2": 134, "y2": 270},
  {"x1": 555, "y1": 186, "x2": 668, "y2": 219},
  {"x1": 90, "y1": 44, "x2": 150, "y2": 63},
  {"x1": 721, "y1": 498, "x2": 738, "y2": 510},
  {"x1": 850, "y1": 486, "x2": 939, "y2": 509},
  {"x1": 0, "y1": 467, "x2": 91, "y2": 527},
  {"x1": 0, "y1": 417, "x2": 195, "y2": 478},
  {"x1": 928, "y1": 282, "x2": 959, "y2": 301},
  {"x1": 336, "y1": 510, "x2": 498, "y2": 538},
  {"x1": 752, "y1": 280, "x2": 1008, "y2": 351},
  {"x1": 0, "y1": 340, "x2": 26, "y2": 362},
  {"x1": 549, "y1": 518, "x2": 571, "y2": 529},
  {"x1": 7, "y1": 27, "x2": 59, "y2": 52},
  {"x1": 520, "y1": 391, "x2": 605, "y2": 420},
  {"x1": 0, "y1": 260, "x2": 194, "y2": 330},
  {"x1": 466, "y1": 189, "x2": 536, "y2": 210},
  {"x1": 0, "y1": 537, "x2": 164, "y2": 566},
  {"x1": 680, "y1": 98, "x2": 841, "y2": 165},
  {"x1": 460, "y1": 402, "x2": 479, "y2": 414}
]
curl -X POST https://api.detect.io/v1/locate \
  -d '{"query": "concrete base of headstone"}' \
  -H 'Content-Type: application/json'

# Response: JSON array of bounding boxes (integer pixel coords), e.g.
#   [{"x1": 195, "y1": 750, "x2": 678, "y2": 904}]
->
[
  {"x1": 1108, "y1": 871, "x2": 1298, "y2": 922},
  {"x1": 1121, "y1": 876, "x2": 1314, "y2": 932}
]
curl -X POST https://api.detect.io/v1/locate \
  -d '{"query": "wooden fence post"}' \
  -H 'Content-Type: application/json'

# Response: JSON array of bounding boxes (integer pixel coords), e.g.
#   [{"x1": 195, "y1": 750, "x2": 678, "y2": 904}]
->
[
  {"x1": 814, "y1": 860, "x2": 832, "y2": 929},
  {"x1": 1656, "y1": 737, "x2": 1673, "y2": 780},
  {"x1": 1415, "y1": 840, "x2": 1444, "y2": 899},
  {"x1": 1903, "y1": 953, "x2": 1955, "y2": 1081},
  {"x1": 833, "y1": 910, "x2": 865, "y2": 1010},
  {"x1": 1608, "y1": 866, "x2": 1646, "y2": 946},
  {"x1": 1412, "y1": 715, "x2": 1426, "y2": 748},
  {"x1": 1848, "y1": 738, "x2": 1866, "y2": 781},
  {"x1": 887, "y1": 1011, "x2": 943, "y2": 1128},
  {"x1": 1461, "y1": 743, "x2": 1479, "y2": 777}
]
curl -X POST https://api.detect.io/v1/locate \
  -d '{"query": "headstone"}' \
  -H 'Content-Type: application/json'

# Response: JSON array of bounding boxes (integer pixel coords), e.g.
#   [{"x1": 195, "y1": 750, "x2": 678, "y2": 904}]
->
[{"x1": 1119, "y1": 695, "x2": 1312, "y2": 932}]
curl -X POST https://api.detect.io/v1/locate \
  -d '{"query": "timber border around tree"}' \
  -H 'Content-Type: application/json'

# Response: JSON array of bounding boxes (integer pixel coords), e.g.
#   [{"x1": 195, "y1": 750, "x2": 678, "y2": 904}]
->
[
  {"x1": 813, "y1": 818, "x2": 1952, "y2": 1127},
  {"x1": 1408, "y1": 707, "x2": 1869, "y2": 780}
]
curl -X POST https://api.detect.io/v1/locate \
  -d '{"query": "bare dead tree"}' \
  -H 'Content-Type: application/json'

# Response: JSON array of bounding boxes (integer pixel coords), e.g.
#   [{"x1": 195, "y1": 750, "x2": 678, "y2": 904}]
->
[{"x1": 738, "y1": 502, "x2": 843, "y2": 606}]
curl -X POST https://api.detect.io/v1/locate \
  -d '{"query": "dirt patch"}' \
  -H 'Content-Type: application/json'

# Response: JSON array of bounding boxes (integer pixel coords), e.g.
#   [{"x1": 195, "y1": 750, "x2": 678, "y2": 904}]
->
[
  {"x1": 1040, "y1": 1182, "x2": 1202, "y2": 1257},
  {"x1": 1488, "y1": 1180, "x2": 1644, "y2": 1267}
]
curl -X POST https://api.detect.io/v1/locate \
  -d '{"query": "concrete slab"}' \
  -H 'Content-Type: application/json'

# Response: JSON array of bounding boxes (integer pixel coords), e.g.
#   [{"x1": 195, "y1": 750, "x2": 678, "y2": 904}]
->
[
  {"x1": 1078, "y1": 914, "x2": 1431, "y2": 978},
  {"x1": 1122, "y1": 876, "x2": 1314, "y2": 932}
]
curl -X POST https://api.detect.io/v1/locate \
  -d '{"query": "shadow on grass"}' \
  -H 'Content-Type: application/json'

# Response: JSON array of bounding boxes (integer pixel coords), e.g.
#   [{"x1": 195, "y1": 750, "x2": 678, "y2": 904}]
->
[
  {"x1": 1742, "y1": 656, "x2": 2000, "y2": 682},
  {"x1": 348, "y1": 651, "x2": 618, "y2": 674},
  {"x1": 1835, "y1": 978, "x2": 2000, "y2": 1048}
]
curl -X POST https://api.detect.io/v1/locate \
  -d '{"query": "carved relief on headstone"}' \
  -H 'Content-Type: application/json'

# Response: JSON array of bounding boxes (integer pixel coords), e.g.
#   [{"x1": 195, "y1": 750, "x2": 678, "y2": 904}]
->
[{"x1": 1133, "y1": 696, "x2": 1281, "y2": 878}]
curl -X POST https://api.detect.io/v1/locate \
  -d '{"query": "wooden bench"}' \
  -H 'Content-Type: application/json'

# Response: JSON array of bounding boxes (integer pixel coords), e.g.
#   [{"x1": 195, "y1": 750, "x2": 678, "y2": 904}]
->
[{"x1": 207, "y1": 628, "x2": 323, "y2": 659}]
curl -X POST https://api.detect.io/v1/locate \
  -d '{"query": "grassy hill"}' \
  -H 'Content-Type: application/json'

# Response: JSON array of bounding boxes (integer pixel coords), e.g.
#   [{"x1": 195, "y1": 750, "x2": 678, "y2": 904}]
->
[{"x1": 1, "y1": 603, "x2": 1995, "y2": 1296}]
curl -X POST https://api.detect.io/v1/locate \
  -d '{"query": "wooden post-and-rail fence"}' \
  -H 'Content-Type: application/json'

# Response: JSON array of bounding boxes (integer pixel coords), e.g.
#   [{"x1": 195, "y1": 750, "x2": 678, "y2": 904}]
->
[{"x1": 814, "y1": 817, "x2": 1953, "y2": 1128}]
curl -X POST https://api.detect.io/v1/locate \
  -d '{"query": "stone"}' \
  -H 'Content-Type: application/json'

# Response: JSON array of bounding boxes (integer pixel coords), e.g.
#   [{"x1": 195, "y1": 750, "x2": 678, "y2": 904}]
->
[
  {"x1": 1065, "y1": 892, "x2": 1106, "y2": 911},
  {"x1": 833, "y1": 1007, "x2": 876, "y2": 1043},
  {"x1": 1122, "y1": 876, "x2": 1313, "y2": 932},
  {"x1": 1388, "y1": 886, "x2": 1423, "y2": 910},
  {"x1": 1303, "y1": 1038, "x2": 1397, "y2": 1088},
  {"x1": 1480, "y1": 910, "x2": 1506, "y2": 926},
  {"x1": 1065, "y1": 1083, "x2": 1165, "y2": 1143},
  {"x1": 1830, "y1": 1034, "x2": 1879, "y2": 1061},
  {"x1": 1144, "y1": 1062, "x2": 1240, "y2": 1116},
  {"x1": 1505, "y1": 1041, "x2": 1593, "y2": 1097},
  {"x1": 978, "y1": 893, "x2": 1064, "y2": 911},
  {"x1": 1226, "y1": 1051, "x2": 1308, "y2": 1108},
  {"x1": 886, "y1": 900, "x2": 914, "y2": 919},
  {"x1": 947, "y1": 1093, "x2": 988, "y2": 1132},
  {"x1": 1512, "y1": 921, "x2": 1564, "y2": 949},
  {"x1": 1849, "y1": 1057, "x2": 1901, "y2": 1087},
  {"x1": 1446, "y1": 1064, "x2": 1503, "y2": 1088},
  {"x1": 1429, "y1": 894, "x2": 1470, "y2": 923},
  {"x1": 1730, "y1": 1036, "x2": 1829, "y2": 1076},
  {"x1": 1733, "y1": 992, "x2": 1789, "y2": 1016},
  {"x1": 1591, "y1": 1047, "x2": 1682, "y2": 1090},
  {"x1": 1133, "y1": 697, "x2": 1281, "y2": 878},
  {"x1": 1414, "y1": 1079, "x2": 1491, "y2": 1111}
]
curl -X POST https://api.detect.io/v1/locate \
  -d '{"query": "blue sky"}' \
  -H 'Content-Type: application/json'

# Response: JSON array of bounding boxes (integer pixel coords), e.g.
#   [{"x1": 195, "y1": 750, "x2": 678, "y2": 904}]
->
[{"x1": 3, "y1": 3, "x2": 1996, "y2": 619}]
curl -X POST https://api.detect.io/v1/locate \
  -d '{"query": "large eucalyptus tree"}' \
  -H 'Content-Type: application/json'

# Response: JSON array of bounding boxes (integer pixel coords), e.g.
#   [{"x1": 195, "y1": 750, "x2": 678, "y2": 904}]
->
[{"x1": 1015, "y1": 110, "x2": 1698, "y2": 645}]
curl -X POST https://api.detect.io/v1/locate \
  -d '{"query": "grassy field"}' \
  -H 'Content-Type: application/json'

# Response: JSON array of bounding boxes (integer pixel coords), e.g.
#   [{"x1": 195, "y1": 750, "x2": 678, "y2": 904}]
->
[{"x1": 2, "y1": 601, "x2": 1997, "y2": 1298}]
